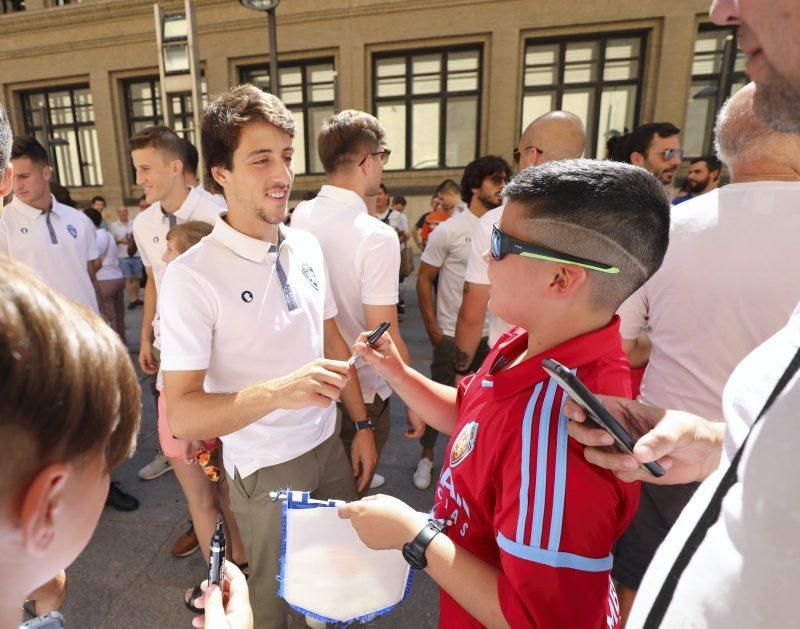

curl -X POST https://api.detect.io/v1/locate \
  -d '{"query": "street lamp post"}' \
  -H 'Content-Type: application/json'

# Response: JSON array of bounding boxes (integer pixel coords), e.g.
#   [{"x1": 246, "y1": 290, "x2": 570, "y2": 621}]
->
[{"x1": 239, "y1": 0, "x2": 281, "y2": 97}]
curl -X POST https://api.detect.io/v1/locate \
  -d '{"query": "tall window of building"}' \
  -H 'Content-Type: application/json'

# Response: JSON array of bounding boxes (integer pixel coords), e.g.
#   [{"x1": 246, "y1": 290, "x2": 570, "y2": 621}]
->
[
  {"x1": 240, "y1": 59, "x2": 336, "y2": 175},
  {"x1": 521, "y1": 33, "x2": 646, "y2": 158},
  {"x1": 123, "y1": 76, "x2": 208, "y2": 146},
  {"x1": 683, "y1": 25, "x2": 747, "y2": 157},
  {"x1": 21, "y1": 85, "x2": 103, "y2": 187},
  {"x1": 1, "y1": 0, "x2": 25, "y2": 13},
  {"x1": 373, "y1": 46, "x2": 482, "y2": 170}
]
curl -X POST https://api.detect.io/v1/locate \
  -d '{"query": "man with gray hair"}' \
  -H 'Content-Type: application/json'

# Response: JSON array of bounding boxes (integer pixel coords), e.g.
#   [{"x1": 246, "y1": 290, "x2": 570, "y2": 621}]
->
[{"x1": 610, "y1": 81, "x2": 800, "y2": 622}]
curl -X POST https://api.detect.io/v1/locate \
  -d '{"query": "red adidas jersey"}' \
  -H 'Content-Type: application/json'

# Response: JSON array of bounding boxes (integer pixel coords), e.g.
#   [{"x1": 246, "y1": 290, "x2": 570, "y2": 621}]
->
[{"x1": 433, "y1": 317, "x2": 639, "y2": 628}]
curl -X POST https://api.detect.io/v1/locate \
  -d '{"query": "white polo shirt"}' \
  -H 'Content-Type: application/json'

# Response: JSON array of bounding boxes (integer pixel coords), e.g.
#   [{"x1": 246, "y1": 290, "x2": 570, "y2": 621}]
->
[
  {"x1": 159, "y1": 217, "x2": 338, "y2": 478},
  {"x1": 618, "y1": 182, "x2": 800, "y2": 420},
  {"x1": 292, "y1": 185, "x2": 399, "y2": 403},
  {"x1": 0, "y1": 194, "x2": 99, "y2": 312},
  {"x1": 95, "y1": 228, "x2": 123, "y2": 281},
  {"x1": 133, "y1": 185, "x2": 224, "y2": 291},
  {"x1": 421, "y1": 207, "x2": 489, "y2": 338},
  {"x1": 109, "y1": 219, "x2": 138, "y2": 259},
  {"x1": 463, "y1": 203, "x2": 512, "y2": 346}
]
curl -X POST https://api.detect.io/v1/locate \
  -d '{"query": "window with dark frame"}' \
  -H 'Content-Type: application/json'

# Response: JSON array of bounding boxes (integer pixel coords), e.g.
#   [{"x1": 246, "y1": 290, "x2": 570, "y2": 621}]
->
[
  {"x1": 1, "y1": 0, "x2": 25, "y2": 13},
  {"x1": 521, "y1": 33, "x2": 647, "y2": 159},
  {"x1": 21, "y1": 85, "x2": 103, "y2": 188},
  {"x1": 373, "y1": 45, "x2": 482, "y2": 171},
  {"x1": 683, "y1": 25, "x2": 747, "y2": 158},
  {"x1": 240, "y1": 58, "x2": 336, "y2": 176}
]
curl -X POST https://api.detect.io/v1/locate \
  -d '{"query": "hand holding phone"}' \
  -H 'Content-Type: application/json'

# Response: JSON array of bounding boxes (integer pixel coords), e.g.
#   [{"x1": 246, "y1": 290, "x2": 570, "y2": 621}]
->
[{"x1": 542, "y1": 358, "x2": 665, "y2": 477}]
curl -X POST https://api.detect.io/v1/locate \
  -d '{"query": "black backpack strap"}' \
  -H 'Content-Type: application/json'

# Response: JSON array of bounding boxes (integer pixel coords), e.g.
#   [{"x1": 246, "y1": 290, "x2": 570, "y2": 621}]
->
[{"x1": 645, "y1": 344, "x2": 800, "y2": 626}]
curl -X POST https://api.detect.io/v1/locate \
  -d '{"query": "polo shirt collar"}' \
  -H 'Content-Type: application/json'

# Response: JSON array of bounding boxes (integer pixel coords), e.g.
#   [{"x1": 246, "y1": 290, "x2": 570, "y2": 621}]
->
[
  {"x1": 317, "y1": 184, "x2": 368, "y2": 215},
  {"x1": 156, "y1": 186, "x2": 196, "y2": 223},
  {"x1": 211, "y1": 214, "x2": 286, "y2": 262},
  {"x1": 10, "y1": 194, "x2": 62, "y2": 219},
  {"x1": 477, "y1": 316, "x2": 624, "y2": 399}
]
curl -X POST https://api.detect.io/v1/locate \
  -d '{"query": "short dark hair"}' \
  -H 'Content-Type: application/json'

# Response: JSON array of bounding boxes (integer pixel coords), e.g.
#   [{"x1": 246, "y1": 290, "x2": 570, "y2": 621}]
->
[
  {"x1": 379, "y1": 182, "x2": 388, "y2": 195},
  {"x1": 435, "y1": 179, "x2": 461, "y2": 198},
  {"x1": 91, "y1": 195, "x2": 106, "y2": 205},
  {"x1": 184, "y1": 139, "x2": 199, "y2": 176},
  {"x1": 11, "y1": 135, "x2": 49, "y2": 165},
  {"x1": 50, "y1": 181, "x2": 75, "y2": 206},
  {"x1": 627, "y1": 122, "x2": 680, "y2": 157},
  {"x1": 0, "y1": 257, "x2": 140, "y2": 499},
  {"x1": 317, "y1": 109, "x2": 385, "y2": 174},
  {"x1": 84, "y1": 207, "x2": 102, "y2": 227},
  {"x1": 202, "y1": 84, "x2": 295, "y2": 195},
  {"x1": 129, "y1": 125, "x2": 188, "y2": 165},
  {"x1": 605, "y1": 133, "x2": 632, "y2": 163},
  {"x1": 0, "y1": 106, "x2": 12, "y2": 176},
  {"x1": 502, "y1": 158, "x2": 671, "y2": 312},
  {"x1": 392, "y1": 195, "x2": 407, "y2": 206},
  {"x1": 460, "y1": 155, "x2": 512, "y2": 205},
  {"x1": 690, "y1": 155, "x2": 722, "y2": 173}
]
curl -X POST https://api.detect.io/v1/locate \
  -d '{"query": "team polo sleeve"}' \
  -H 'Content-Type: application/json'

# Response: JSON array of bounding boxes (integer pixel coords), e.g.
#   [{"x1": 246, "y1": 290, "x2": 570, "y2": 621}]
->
[
  {"x1": 133, "y1": 218, "x2": 152, "y2": 268},
  {"x1": 419, "y1": 223, "x2": 448, "y2": 268},
  {"x1": 617, "y1": 285, "x2": 649, "y2": 340},
  {"x1": 0, "y1": 219, "x2": 9, "y2": 255},
  {"x1": 358, "y1": 228, "x2": 400, "y2": 305},
  {"x1": 159, "y1": 263, "x2": 215, "y2": 371},
  {"x1": 463, "y1": 215, "x2": 492, "y2": 285},
  {"x1": 492, "y1": 383, "x2": 627, "y2": 628},
  {"x1": 321, "y1": 257, "x2": 338, "y2": 320}
]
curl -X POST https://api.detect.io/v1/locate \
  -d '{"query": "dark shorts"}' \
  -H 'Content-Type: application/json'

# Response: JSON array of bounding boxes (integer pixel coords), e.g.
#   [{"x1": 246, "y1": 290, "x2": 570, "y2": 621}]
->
[
  {"x1": 119, "y1": 256, "x2": 144, "y2": 279},
  {"x1": 612, "y1": 481, "x2": 700, "y2": 590}
]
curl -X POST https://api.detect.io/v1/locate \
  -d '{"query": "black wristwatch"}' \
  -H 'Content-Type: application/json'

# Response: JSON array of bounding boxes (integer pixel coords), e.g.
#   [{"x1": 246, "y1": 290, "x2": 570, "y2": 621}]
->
[
  {"x1": 353, "y1": 416, "x2": 375, "y2": 432},
  {"x1": 453, "y1": 364, "x2": 473, "y2": 376},
  {"x1": 402, "y1": 518, "x2": 448, "y2": 569}
]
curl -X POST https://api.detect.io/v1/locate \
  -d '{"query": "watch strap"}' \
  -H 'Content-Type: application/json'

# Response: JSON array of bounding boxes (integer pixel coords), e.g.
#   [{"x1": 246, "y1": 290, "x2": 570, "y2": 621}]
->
[{"x1": 353, "y1": 417, "x2": 375, "y2": 431}]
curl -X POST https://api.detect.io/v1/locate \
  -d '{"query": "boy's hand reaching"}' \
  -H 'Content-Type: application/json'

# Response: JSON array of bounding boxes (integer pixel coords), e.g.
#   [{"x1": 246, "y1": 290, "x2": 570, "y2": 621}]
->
[{"x1": 338, "y1": 494, "x2": 428, "y2": 551}]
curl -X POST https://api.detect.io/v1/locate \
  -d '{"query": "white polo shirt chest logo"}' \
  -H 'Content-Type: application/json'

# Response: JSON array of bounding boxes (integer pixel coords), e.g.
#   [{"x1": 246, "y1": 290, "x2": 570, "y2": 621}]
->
[
  {"x1": 67, "y1": 224, "x2": 78, "y2": 239},
  {"x1": 241, "y1": 290, "x2": 254, "y2": 303},
  {"x1": 300, "y1": 262, "x2": 319, "y2": 291},
  {"x1": 20, "y1": 227, "x2": 28, "y2": 234}
]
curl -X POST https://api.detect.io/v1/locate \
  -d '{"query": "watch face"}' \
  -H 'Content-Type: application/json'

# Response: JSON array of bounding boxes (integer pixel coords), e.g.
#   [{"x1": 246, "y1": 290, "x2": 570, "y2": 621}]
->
[{"x1": 402, "y1": 543, "x2": 426, "y2": 570}]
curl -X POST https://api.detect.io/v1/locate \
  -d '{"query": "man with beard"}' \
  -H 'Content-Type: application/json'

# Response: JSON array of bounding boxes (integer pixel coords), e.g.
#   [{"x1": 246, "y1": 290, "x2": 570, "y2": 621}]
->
[
  {"x1": 672, "y1": 156, "x2": 721, "y2": 205},
  {"x1": 628, "y1": 122, "x2": 683, "y2": 193},
  {"x1": 564, "y1": 0, "x2": 800, "y2": 625},
  {"x1": 159, "y1": 85, "x2": 368, "y2": 628},
  {"x1": 413, "y1": 155, "x2": 511, "y2": 489}
]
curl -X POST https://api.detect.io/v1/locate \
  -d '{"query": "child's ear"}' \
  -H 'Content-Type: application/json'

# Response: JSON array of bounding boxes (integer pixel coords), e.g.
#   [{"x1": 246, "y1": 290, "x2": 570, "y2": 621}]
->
[
  {"x1": 545, "y1": 264, "x2": 587, "y2": 300},
  {"x1": 19, "y1": 464, "x2": 69, "y2": 556}
]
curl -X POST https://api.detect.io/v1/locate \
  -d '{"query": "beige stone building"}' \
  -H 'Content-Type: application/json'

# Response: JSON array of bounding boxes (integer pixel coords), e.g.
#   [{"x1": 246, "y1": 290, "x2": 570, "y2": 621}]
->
[{"x1": 0, "y1": 0, "x2": 745, "y2": 223}]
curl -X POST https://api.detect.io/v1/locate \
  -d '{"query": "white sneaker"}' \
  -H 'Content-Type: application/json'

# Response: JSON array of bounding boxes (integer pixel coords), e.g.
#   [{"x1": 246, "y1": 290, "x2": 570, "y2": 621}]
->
[
  {"x1": 369, "y1": 473, "x2": 386, "y2": 489},
  {"x1": 137, "y1": 453, "x2": 172, "y2": 480},
  {"x1": 305, "y1": 615, "x2": 326, "y2": 628},
  {"x1": 413, "y1": 458, "x2": 434, "y2": 490}
]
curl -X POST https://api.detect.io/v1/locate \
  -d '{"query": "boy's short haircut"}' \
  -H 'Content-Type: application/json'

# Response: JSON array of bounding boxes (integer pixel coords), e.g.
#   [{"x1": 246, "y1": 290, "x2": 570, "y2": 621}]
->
[
  {"x1": 11, "y1": 135, "x2": 49, "y2": 165},
  {"x1": 392, "y1": 195, "x2": 407, "y2": 207},
  {"x1": 691, "y1": 155, "x2": 722, "y2": 173},
  {"x1": 202, "y1": 84, "x2": 295, "y2": 195},
  {"x1": 129, "y1": 125, "x2": 188, "y2": 165},
  {"x1": 503, "y1": 158, "x2": 670, "y2": 311},
  {"x1": 435, "y1": 178, "x2": 461, "y2": 198},
  {"x1": 91, "y1": 195, "x2": 106, "y2": 204},
  {"x1": 184, "y1": 139, "x2": 199, "y2": 176},
  {"x1": 627, "y1": 122, "x2": 680, "y2": 157},
  {"x1": 167, "y1": 220, "x2": 213, "y2": 254},
  {"x1": 84, "y1": 207, "x2": 102, "y2": 227},
  {"x1": 460, "y1": 155, "x2": 512, "y2": 205},
  {"x1": 0, "y1": 258, "x2": 140, "y2": 501},
  {"x1": 317, "y1": 109, "x2": 385, "y2": 174}
]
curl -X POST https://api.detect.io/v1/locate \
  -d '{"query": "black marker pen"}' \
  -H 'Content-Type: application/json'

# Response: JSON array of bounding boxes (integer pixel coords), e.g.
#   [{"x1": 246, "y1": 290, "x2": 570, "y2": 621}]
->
[
  {"x1": 348, "y1": 321, "x2": 391, "y2": 367},
  {"x1": 208, "y1": 517, "x2": 226, "y2": 588}
]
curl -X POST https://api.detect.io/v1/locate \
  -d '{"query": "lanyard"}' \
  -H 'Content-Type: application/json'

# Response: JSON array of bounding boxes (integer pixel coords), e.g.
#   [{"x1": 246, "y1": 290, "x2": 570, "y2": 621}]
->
[
  {"x1": 270, "y1": 227, "x2": 298, "y2": 312},
  {"x1": 42, "y1": 209, "x2": 58, "y2": 244}
]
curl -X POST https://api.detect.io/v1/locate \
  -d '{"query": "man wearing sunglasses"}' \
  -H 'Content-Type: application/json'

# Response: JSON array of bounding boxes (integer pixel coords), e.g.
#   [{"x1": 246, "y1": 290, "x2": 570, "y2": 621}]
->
[
  {"x1": 292, "y1": 109, "x2": 418, "y2": 495},
  {"x1": 454, "y1": 111, "x2": 586, "y2": 386},
  {"x1": 627, "y1": 122, "x2": 684, "y2": 190}
]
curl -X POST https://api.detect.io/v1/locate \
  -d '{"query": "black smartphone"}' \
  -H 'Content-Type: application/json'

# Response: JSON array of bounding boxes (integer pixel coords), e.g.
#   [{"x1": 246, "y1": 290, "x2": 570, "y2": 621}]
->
[
  {"x1": 542, "y1": 358, "x2": 665, "y2": 478},
  {"x1": 348, "y1": 321, "x2": 392, "y2": 367}
]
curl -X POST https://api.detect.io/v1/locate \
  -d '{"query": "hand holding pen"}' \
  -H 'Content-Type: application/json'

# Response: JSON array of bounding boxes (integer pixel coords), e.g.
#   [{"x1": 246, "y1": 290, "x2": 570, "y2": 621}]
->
[{"x1": 347, "y1": 321, "x2": 391, "y2": 368}]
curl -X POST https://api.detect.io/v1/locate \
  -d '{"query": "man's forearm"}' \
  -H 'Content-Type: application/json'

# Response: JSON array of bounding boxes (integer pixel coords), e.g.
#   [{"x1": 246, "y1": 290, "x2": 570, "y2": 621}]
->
[
  {"x1": 141, "y1": 276, "x2": 157, "y2": 341},
  {"x1": 416, "y1": 274, "x2": 439, "y2": 337},
  {"x1": 387, "y1": 363, "x2": 458, "y2": 435},
  {"x1": 325, "y1": 321, "x2": 369, "y2": 420},
  {"x1": 454, "y1": 282, "x2": 487, "y2": 372}
]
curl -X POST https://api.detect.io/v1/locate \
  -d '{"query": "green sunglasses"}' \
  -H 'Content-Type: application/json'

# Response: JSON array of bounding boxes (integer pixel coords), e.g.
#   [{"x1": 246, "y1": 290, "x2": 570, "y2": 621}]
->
[{"x1": 490, "y1": 224, "x2": 619, "y2": 274}]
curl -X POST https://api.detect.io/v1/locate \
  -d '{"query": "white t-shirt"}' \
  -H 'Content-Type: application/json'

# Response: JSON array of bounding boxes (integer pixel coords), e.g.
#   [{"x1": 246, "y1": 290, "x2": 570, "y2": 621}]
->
[
  {"x1": 0, "y1": 194, "x2": 99, "y2": 312},
  {"x1": 133, "y1": 186, "x2": 224, "y2": 291},
  {"x1": 618, "y1": 182, "x2": 800, "y2": 419},
  {"x1": 109, "y1": 218, "x2": 138, "y2": 259},
  {"x1": 292, "y1": 185, "x2": 400, "y2": 403},
  {"x1": 381, "y1": 209, "x2": 409, "y2": 251},
  {"x1": 159, "y1": 218, "x2": 339, "y2": 478},
  {"x1": 463, "y1": 203, "x2": 512, "y2": 345},
  {"x1": 630, "y1": 304, "x2": 800, "y2": 628},
  {"x1": 95, "y1": 228, "x2": 123, "y2": 281},
  {"x1": 196, "y1": 183, "x2": 227, "y2": 208},
  {"x1": 421, "y1": 208, "x2": 489, "y2": 338}
]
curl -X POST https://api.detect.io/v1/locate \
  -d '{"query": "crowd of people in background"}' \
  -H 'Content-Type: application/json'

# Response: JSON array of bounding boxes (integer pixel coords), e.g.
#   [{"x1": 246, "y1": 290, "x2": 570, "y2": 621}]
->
[{"x1": 2, "y1": 1, "x2": 800, "y2": 627}]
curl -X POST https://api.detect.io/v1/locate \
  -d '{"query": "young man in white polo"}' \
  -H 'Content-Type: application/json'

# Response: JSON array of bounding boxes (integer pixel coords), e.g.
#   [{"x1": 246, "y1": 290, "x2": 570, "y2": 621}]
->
[
  {"x1": 130, "y1": 126, "x2": 224, "y2": 488},
  {"x1": 159, "y1": 85, "x2": 376, "y2": 629},
  {"x1": 291, "y1": 110, "x2": 420, "y2": 492}
]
